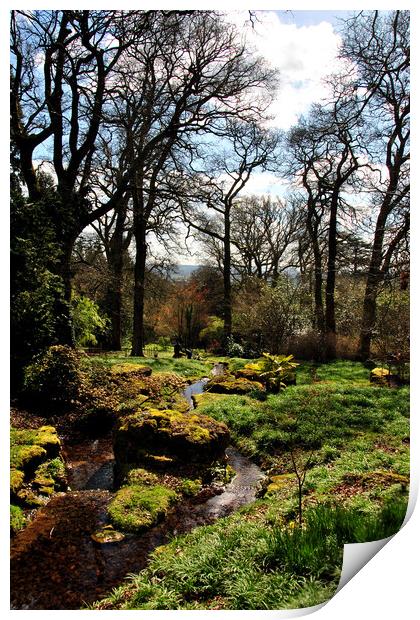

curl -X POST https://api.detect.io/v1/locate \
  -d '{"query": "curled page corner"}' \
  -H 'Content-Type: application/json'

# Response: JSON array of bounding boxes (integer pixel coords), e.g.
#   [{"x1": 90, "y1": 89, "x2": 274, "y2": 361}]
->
[
  {"x1": 336, "y1": 535, "x2": 393, "y2": 593},
  {"x1": 336, "y1": 484, "x2": 417, "y2": 595}
]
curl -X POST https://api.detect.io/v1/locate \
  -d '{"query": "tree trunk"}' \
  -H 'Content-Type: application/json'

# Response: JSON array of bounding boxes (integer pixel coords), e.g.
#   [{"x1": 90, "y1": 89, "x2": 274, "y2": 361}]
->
[
  {"x1": 324, "y1": 193, "x2": 338, "y2": 358},
  {"x1": 131, "y1": 218, "x2": 147, "y2": 357},
  {"x1": 104, "y1": 253, "x2": 123, "y2": 351},
  {"x1": 358, "y1": 211, "x2": 388, "y2": 360},
  {"x1": 55, "y1": 236, "x2": 76, "y2": 347},
  {"x1": 103, "y1": 209, "x2": 128, "y2": 351},
  {"x1": 223, "y1": 204, "x2": 232, "y2": 343}
]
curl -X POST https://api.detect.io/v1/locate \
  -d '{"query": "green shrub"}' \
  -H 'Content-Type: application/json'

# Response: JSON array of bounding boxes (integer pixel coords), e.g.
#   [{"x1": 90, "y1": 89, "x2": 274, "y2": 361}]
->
[
  {"x1": 23, "y1": 345, "x2": 85, "y2": 408},
  {"x1": 71, "y1": 294, "x2": 109, "y2": 347}
]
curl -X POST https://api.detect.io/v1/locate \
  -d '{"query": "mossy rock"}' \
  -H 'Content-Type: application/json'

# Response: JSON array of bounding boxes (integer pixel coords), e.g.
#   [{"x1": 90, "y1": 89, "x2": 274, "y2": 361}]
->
[
  {"x1": 114, "y1": 408, "x2": 230, "y2": 465},
  {"x1": 125, "y1": 468, "x2": 160, "y2": 487},
  {"x1": 34, "y1": 457, "x2": 67, "y2": 490},
  {"x1": 91, "y1": 525, "x2": 125, "y2": 544},
  {"x1": 370, "y1": 367, "x2": 397, "y2": 386},
  {"x1": 10, "y1": 443, "x2": 47, "y2": 473},
  {"x1": 10, "y1": 504, "x2": 26, "y2": 535},
  {"x1": 205, "y1": 377, "x2": 265, "y2": 395},
  {"x1": 179, "y1": 478, "x2": 202, "y2": 496},
  {"x1": 16, "y1": 488, "x2": 48, "y2": 507},
  {"x1": 235, "y1": 367, "x2": 263, "y2": 381},
  {"x1": 108, "y1": 484, "x2": 178, "y2": 533},
  {"x1": 111, "y1": 364, "x2": 153, "y2": 378},
  {"x1": 10, "y1": 426, "x2": 60, "y2": 467},
  {"x1": 266, "y1": 473, "x2": 295, "y2": 494},
  {"x1": 10, "y1": 469, "x2": 25, "y2": 495}
]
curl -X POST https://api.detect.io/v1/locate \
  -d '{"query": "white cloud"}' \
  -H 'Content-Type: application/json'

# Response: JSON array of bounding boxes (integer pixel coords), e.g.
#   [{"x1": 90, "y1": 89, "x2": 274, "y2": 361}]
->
[{"x1": 228, "y1": 11, "x2": 344, "y2": 129}]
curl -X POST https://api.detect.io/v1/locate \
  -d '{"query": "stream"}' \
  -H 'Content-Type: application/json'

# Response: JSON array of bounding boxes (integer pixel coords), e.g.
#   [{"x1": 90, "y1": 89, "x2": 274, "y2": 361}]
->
[{"x1": 10, "y1": 371, "x2": 264, "y2": 610}]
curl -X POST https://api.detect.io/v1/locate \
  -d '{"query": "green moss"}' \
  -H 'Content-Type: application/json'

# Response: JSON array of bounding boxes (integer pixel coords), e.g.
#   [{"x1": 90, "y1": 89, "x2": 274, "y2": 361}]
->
[
  {"x1": 16, "y1": 488, "x2": 47, "y2": 507},
  {"x1": 10, "y1": 443, "x2": 47, "y2": 471},
  {"x1": 114, "y1": 408, "x2": 230, "y2": 465},
  {"x1": 10, "y1": 426, "x2": 60, "y2": 471},
  {"x1": 10, "y1": 469, "x2": 25, "y2": 495},
  {"x1": 125, "y1": 468, "x2": 160, "y2": 486},
  {"x1": 10, "y1": 504, "x2": 26, "y2": 534},
  {"x1": 34, "y1": 457, "x2": 67, "y2": 489},
  {"x1": 179, "y1": 478, "x2": 202, "y2": 496},
  {"x1": 108, "y1": 484, "x2": 178, "y2": 533},
  {"x1": 206, "y1": 377, "x2": 264, "y2": 395},
  {"x1": 35, "y1": 426, "x2": 61, "y2": 455}
]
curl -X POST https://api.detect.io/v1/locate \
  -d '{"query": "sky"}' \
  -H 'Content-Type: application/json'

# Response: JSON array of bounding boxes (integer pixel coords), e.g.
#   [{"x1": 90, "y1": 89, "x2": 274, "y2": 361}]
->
[{"x1": 187, "y1": 10, "x2": 350, "y2": 207}]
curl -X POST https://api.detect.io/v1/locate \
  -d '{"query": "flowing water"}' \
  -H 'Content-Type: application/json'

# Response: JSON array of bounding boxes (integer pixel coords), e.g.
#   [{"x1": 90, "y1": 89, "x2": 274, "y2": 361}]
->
[{"x1": 10, "y1": 369, "x2": 264, "y2": 610}]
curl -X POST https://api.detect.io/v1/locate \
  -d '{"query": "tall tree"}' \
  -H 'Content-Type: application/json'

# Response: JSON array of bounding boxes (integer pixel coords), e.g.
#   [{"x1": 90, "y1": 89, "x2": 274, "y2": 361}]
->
[
  {"x1": 10, "y1": 10, "x2": 150, "y2": 344},
  {"x1": 105, "y1": 12, "x2": 276, "y2": 355},
  {"x1": 338, "y1": 10, "x2": 410, "y2": 359},
  {"x1": 181, "y1": 120, "x2": 279, "y2": 342},
  {"x1": 287, "y1": 104, "x2": 361, "y2": 357}
]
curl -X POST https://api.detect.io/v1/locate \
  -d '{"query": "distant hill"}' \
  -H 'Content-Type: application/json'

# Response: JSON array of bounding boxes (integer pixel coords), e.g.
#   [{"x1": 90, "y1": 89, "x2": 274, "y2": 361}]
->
[{"x1": 172, "y1": 264, "x2": 205, "y2": 279}]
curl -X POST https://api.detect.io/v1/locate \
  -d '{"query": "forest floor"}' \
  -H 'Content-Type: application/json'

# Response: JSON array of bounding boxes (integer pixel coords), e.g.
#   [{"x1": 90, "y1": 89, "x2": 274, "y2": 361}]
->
[{"x1": 86, "y1": 355, "x2": 409, "y2": 610}]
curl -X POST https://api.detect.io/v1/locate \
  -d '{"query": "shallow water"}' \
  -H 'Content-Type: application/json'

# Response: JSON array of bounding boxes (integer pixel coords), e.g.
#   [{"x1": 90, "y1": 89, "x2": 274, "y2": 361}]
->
[
  {"x1": 10, "y1": 373, "x2": 264, "y2": 610},
  {"x1": 182, "y1": 377, "x2": 209, "y2": 408}
]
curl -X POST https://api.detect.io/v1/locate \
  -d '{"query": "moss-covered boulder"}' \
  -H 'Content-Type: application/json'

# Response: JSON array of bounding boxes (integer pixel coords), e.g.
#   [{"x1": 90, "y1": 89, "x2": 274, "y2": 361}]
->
[
  {"x1": 10, "y1": 469, "x2": 25, "y2": 495},
  {"x1": 10, "y1": 505, "x2": 26, "y2": 535},
  {"x1": 205, "y1": 376, "x2": 264, "y2": 395},
  {"x1": 108, "y1": 483, "x2": 177, "y2": 533},
  {"x1": 10, "y1": 426, "x2": 66, "y2": 513},
  {"x1": 114, "y1": 408, "x2": 230, "y2": 465},
  {"x1": 111, "y1": 364, "x2": 153, "y2": 378},
  {"x1": 11, "y1": 426, "x2": 60, "y2": 472},
  {"x1": 370, "y1": 367, "x2": 399, "y2": 386}
]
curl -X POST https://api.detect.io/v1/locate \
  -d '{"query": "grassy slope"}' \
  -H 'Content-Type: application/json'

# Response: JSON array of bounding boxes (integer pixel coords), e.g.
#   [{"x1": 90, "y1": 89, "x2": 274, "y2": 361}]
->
[{"x1": 91, "y1": 358, "x2": 409, "y2": 610}]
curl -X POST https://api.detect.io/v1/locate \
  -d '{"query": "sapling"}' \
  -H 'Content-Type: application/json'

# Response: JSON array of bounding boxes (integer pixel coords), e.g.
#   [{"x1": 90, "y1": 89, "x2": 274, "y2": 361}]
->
[{"x1": 289, "y1": 448, "x2": 314, "y2": 527}]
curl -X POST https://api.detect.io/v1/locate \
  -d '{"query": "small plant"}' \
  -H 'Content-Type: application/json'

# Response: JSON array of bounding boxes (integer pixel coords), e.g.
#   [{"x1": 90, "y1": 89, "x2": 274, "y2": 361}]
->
[
  {"x1": 290, "y1": 448, "x2": 315, "y2": 526},
  {"x1": 246, "y1": 353, "x2": 299, "y2": 392},
  {"x1": 225, "y1": 336, "x2": 244, "y2": 358}
]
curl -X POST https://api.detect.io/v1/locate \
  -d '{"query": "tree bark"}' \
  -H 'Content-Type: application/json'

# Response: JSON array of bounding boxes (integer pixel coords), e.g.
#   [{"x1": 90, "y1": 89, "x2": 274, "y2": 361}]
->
[
  {"x1": 324, "y1": 191, "x2": 339, "y2": 358},
  {"x1": 358, "y1": 210, "x2": 388, "y2": 360},
  {"x1": 131, "y1": 217, "x2": 147, "y2": 357},
  {"x1": 223, "y1": 203, "x2": 232, "y2": 343},
  {"x1": 54, "y1": 235, "x2": 76, "y2": 347}
]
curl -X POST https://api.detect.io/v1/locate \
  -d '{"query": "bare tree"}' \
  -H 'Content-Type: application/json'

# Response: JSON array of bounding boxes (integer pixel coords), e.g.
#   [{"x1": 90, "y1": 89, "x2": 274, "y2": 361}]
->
[
  {"x1": 230, "y1": 195, "x2": 302, "y2": 283},
  {"x1": 286, "y1": 103, "x2": 362, "y2": 357},
  {"x1": 337, "y1": 10, "x2": 410, "y2": 359},
  {"x1": 10, "y1": 10, "x2": 151, "y2": 343},
  {"x1": 181, "y1": 120, "x2": 279, "y2": 342}
]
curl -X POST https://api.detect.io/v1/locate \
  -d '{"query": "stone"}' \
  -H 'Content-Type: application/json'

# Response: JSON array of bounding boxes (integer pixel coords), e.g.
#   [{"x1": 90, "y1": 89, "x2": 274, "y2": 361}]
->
[
  {"x1": 113, "y1": 408, "x2": 230, "y2": 465},
  {"x1": 205, "y1": 376, "x2": 265, "y2": 395},
  {"x1": 91, "y1": 525, "x2": 125, "y2": 544},
  {"x1": 370, "y1": 367, "x2": 398, "y2": 386},
  {"x1": 108, "y1": 484, "x2": 178, "y2": 533}
]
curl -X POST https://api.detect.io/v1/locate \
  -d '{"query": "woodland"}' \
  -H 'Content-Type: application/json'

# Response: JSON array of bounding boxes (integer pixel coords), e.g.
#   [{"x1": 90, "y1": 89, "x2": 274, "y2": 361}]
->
[{"x1": 10, "y1": 10, "x2": 409, "y2": 611}]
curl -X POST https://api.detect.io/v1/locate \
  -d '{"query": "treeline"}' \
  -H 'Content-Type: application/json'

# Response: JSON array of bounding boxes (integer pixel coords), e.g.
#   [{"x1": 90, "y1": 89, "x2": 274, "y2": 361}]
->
[{"x1": 11, "y1": 10, "x2": 409, "y2": 383}]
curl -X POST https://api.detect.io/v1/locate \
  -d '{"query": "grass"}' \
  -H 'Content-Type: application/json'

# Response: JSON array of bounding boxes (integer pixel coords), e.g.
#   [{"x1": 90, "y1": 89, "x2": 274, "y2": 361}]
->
[
  {"x1": 85, "y1": 357, "x2": 409, "y2": 610},
  {"x1": 86, "y1": 351, "x2": 213, "y2": 379},
  {"x1": 91, "y1": 496, "x2": 406, "y2": 610}
]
